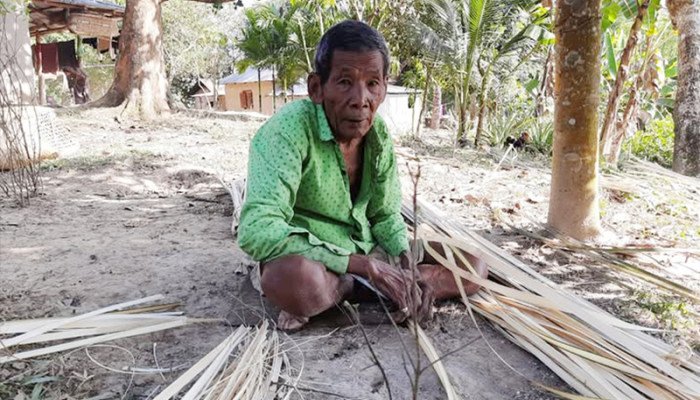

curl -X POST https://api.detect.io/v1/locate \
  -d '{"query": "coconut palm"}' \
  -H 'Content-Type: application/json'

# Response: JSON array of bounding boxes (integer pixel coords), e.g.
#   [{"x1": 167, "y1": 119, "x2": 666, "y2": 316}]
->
[
  {"x1": 474, "y1": 6, "x2": 551, "y2": 145},
  {"x1": 237, "y1": 7, "x2": 273, "y2": 113},
  {"x1": 414, "y1": 0, "x2": 539, "y2": 145}
]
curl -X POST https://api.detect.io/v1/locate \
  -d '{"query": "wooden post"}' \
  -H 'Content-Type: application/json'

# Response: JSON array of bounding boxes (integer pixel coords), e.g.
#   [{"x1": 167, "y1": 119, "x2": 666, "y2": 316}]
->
[{"x1": 35, "y1": 34, "x2": 46, "y2": 105}]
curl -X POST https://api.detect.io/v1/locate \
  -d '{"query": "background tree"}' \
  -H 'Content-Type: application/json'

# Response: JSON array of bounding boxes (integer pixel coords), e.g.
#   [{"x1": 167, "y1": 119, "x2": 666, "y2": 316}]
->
[
  {"x1": 668, "y1": 0, "x2": 700, "y2": 176},
  {"x1": 473, "y1": 5, "x2": 550, "y2": 146},
  {"x1": 599, "y1": 0, "x2": 652, "y2": 163},
  {"x1": 237, "y1": 1, "x2": 326, "y2": 112},
  {"x1": 548, "y1": 0, "x2": 602, "y2": 240},
  {"x1": 162, "y1": 0, "x2": 241, "y2": 108},
  {"x1": 91, "y1": 0, "x2": 236, "y2": 118}
]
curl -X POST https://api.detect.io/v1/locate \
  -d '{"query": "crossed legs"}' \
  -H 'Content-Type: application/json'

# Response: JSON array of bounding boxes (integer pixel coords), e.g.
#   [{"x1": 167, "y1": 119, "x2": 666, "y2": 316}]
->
[{"x1": 260, "y1": 245, "x2": 489, "y2": 330}]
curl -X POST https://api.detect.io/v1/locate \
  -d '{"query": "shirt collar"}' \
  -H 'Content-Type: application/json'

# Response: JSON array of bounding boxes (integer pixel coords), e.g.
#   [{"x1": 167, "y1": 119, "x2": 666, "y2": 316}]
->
[{"x1": 314, "y1": 102, "x2": 335, "y2": 142}]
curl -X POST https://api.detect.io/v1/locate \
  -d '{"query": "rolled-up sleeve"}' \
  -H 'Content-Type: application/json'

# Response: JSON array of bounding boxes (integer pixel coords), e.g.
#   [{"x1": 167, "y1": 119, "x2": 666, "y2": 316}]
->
[{"x1": 237, "y1": 126, "x2": 351, "y2": 274}]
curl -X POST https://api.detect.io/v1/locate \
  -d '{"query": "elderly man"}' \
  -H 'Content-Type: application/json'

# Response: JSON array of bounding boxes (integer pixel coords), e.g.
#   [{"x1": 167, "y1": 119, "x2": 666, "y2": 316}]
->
[{"x1": 238, "y1": 20, "x2": 487, "y2": 330}]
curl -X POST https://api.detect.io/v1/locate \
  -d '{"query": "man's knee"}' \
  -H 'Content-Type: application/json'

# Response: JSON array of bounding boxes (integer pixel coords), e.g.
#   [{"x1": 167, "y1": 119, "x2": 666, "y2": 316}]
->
[
  {"x1": 261, "y1": 255, "x2": 324, "y2": 290},
  {"x1": 260, "y1": 255, "x2": 338, "y2": 316}
]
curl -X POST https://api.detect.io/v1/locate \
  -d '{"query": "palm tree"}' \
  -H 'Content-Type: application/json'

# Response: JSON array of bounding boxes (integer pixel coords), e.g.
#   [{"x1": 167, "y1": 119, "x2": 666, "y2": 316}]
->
[
  {"x1": 415, "y1": 0, "x2": 533, "y2": 145},
  {"x1": 237, "y1": 7, "x2": 273, "y2": 113},
  {"x1": 239, "y1": 1, "x2": 323, "y2": 111},
  {"x1": 548, "y1": 0, "x2": 602, "y2": 240},
  {"x1": 473, "y1": 6, "x2": 550, "y2": 146}
]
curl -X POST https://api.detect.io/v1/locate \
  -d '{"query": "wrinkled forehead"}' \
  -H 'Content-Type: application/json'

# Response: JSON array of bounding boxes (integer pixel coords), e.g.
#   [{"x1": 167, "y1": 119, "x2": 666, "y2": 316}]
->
[{"x1": 328, "y1": 50, "x2": 386, "y2": 77}]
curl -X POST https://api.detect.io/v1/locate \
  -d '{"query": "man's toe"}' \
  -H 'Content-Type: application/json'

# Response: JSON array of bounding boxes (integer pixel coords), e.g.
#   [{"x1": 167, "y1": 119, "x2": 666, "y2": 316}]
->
[{"x1": 277, "y1": 310, "x2": 309, "y2": 331}]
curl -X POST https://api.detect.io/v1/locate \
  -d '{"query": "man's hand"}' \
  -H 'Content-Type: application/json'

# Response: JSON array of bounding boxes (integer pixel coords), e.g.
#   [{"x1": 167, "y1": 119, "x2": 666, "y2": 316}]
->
[
  {"x1": 399, "y1": 251, "x2": 434, "y2": 324},
  {"x1": 348, "y1": 254, "x2": 431, "y2": 324}
]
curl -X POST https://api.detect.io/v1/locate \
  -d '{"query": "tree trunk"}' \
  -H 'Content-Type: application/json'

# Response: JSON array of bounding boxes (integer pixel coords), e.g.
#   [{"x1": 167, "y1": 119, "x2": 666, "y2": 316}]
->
[
  {"x1": 535, "y1": 47, "x2": 554, "y2": 117},
  {"x1": 600, "y1": 0, "x2": 650, "y2": 161},
  {"x1": 257, "y1": 68, "x2": 262, "y2": 113},
  {"x1": 668, "y1": 0, "x2": 700, "y2": 176},
  {"x1": 91, "y1": 0, "x2": 169, "y2": 118},
  {"x1": 272, "y1": 65, "x2": 276, "y2": 112},
  {"x1": 607, "y1": 33, "x2": 654, "y2": 165},
  {"x1": 415, "y1": 64, "x2": 432, "y2": 138},
  {"x1": 455, "y1": 81, "x2": 466, "y2": 144},
  {"x1": 457, "y1": 100, "x2": 468, "y2": 145},
  {"x1": 430, "y1": 84, "x2": 441, "y2": 129},
  {"x1": 35, "y1": 35, "x2": 46, "y2": 105},
  {"x1": 548, "y1": 0, "x2": 602, "y2": 240},
  {"x1": 474, "y1": 62, "x2": 493, "y2": 147}
]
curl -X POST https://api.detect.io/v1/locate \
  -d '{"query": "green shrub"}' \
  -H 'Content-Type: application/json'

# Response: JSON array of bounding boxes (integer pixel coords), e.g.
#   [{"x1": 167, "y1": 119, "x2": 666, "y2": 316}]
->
[
  {"x1": 526, "y1": 117, "x2": 553, "y2": 155},
  {"x1": 625, "y1": 116, "x2": 675, "y2": 168},
  {"x1": 484, "y1": 110, "x2": 528, "y2": 147}
]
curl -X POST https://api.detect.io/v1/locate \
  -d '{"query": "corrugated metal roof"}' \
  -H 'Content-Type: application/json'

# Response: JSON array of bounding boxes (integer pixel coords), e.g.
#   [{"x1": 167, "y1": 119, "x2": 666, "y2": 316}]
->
[{"x1": 220, "y1": 68, "x2": 274, "y2": 84}]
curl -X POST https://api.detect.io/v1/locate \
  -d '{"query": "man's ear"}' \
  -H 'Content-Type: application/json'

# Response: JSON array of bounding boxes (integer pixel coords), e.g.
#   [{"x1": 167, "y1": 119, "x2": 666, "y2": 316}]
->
[
  {"x1": 307, "y1": 73, "x2": 323, "y2": 104},
  {"x1": 379, "y1": 75, "x2": 389, "y2": 104}
]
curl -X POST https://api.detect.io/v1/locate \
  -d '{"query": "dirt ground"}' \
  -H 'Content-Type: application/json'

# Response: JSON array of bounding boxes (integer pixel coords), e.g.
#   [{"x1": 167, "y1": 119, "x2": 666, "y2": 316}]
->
[{"x1": 1, "y1": 107, "x2": 698, "y2": 399}]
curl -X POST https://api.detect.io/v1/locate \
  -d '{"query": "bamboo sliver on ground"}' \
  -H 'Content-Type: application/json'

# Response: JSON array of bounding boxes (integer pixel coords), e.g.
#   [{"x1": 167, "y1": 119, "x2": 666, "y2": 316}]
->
[
  {"x1": 401, "y1": 198, "x2": 700, "y2": 400},
  {"x1": 0, "y1": 295, "x2": 201, "y2": 364},
  {"x1": 153, "y1": 320, "x2": 292, "y2": 400}
]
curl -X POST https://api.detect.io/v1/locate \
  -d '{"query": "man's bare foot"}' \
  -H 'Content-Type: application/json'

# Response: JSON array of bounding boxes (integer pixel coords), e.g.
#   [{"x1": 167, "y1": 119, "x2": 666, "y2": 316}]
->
[{"x1": 277, "y1": 310, "x2": 309, "y2": 331}]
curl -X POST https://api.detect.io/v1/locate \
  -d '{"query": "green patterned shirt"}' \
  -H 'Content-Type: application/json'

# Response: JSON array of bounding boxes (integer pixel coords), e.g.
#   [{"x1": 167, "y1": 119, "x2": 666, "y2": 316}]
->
[{"x1": 238, "y1": 99, "x2": 409, "y2": 274}]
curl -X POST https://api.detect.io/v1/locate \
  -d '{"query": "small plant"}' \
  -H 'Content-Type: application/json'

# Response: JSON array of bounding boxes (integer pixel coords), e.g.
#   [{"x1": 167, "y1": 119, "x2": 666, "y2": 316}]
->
[
  {"x1": 525, "y1": 117, "x2": 553, "y2": 155},
  {"x1": 634, "y1": 291, "x2": 695, "y2": 331},
  {"x1": 484, "y1": 110, "x2": 528, "y2": 147},
  {"x1": 624, "y1": 116, "x2": 674, "y2": 168}
]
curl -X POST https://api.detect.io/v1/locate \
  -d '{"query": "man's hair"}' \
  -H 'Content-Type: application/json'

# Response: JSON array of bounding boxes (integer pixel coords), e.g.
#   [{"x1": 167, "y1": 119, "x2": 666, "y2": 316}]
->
[{"x1": 314, "y1": 20, "x2": 390, "y2": 84}]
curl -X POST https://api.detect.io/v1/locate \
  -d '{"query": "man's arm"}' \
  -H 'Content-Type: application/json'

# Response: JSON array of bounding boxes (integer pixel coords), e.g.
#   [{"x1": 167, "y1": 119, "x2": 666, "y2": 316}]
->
[
  {"x1": 367, "y1": 137, "x2": 410, "y2": 257},
  {"x1": 238, "y1": 126, "x2": 351, "y2": 274}
]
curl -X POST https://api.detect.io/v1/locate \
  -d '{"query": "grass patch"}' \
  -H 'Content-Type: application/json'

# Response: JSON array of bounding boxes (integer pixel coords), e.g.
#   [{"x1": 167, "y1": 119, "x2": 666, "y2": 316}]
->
[{"x1": 633, "y1": 291, "x2": 697, "y2": 334}]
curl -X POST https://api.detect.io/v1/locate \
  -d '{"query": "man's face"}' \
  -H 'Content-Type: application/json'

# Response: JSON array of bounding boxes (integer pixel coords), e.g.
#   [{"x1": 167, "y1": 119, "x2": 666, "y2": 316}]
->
[{"x1": 309, "y1": 50, "x2": 387, "y2": 142}]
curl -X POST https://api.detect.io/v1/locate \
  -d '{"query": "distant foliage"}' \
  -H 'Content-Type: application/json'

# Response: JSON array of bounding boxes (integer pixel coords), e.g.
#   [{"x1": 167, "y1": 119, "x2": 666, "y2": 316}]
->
[
  {"x1": 485, "y1": 109, "x2": 528, "y2": 147},
  {"x1": 525, "y1": 117, "x2": 553, "y2": 155},
  {"x1": 625, "y1": 115, "x2": 674, "y2": 167},
  {"x1": 162, "y1": 0, "x2": 240, "y2": 106}
]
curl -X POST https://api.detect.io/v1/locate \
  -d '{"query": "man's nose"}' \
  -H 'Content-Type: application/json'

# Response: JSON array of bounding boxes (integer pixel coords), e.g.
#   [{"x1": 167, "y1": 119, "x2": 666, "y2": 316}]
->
[{"x1": 348, "y1": 83, "x2": 370, "y2": 108}]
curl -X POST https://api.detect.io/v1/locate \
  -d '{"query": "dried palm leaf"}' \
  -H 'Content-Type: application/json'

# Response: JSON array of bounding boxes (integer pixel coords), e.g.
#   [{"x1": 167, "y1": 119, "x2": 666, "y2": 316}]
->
[{"x1": 401, "y1": 199, "x2": 700, "y2": 400}]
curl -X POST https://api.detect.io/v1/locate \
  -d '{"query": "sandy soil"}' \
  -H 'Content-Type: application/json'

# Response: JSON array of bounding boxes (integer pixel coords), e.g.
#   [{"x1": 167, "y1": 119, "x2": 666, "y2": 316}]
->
[{"x1": 1, "y1": 107, "x2": 697, "y2": 399}]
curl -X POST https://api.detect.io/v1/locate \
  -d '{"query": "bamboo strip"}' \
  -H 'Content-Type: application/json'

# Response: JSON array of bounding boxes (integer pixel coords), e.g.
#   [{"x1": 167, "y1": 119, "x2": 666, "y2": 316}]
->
[
  {"x1": 0, "y1": 295, "x2": 165, "y2": 348},
  {"x1": 153, "y1": 321, "x2": 288, "y2": 400},
  {"x1": 0, "y1": 313, "x2": 184, "y2": 335},
  {"x1": 0, "y1": 319, "x2": 188, "y2": 364},
  {"x1": 153, "y1": 327, "x2": 250, "y2": 400},
  {"x1": 402, "y1": 198, "x2": 700, "y2": 399},
  {"x1": 408, "y1": 321, "x2": 459, "y2": 400}
]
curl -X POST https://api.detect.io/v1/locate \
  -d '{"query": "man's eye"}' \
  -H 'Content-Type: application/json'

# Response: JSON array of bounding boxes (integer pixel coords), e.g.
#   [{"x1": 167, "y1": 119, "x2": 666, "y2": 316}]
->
[
  {"x1": 368, "y1": 80, "x2": 379, "y2": 87},
  {"x1": 338, "y1": 79, "x2": 351, "y2": 85}
]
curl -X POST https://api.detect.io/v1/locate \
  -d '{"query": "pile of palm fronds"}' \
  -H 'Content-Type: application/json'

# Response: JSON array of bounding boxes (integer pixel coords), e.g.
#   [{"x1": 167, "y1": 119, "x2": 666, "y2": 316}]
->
[
  {"x1": 403, "y1": 200, "x2": 700, "y2": 400},
  {"x1": 0, "y1": 295, "x2": 195, "y2": 364},
  {"x1": 153, "y1": 320, "x2": 291, "y2": 400}
]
